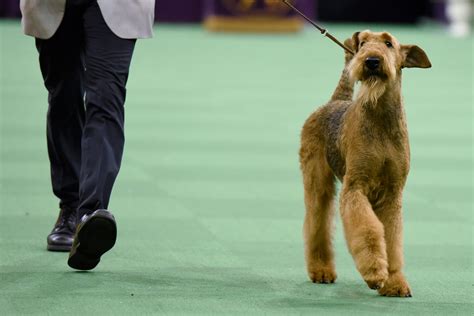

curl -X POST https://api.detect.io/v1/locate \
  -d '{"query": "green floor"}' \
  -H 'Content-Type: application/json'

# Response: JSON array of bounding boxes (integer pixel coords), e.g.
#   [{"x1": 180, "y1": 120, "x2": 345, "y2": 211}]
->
[{"x1": 0, "y1": 20, "x2": 472, "y2": 315}]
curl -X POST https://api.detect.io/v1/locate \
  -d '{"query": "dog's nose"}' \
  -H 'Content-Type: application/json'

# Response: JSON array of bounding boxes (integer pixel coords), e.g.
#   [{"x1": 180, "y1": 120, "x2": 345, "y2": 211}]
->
[{"x1": 365, "y1": 57, "x2": 380, "y2": 70}]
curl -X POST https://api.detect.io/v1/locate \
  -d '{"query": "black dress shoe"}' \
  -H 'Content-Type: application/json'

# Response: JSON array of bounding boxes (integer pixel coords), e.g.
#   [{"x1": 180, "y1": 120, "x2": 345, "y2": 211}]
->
[
  {"x1": 47, "y1": 207, "x2": 76, "y2": 252},
  {"x1": 67, "y1": 209, "x2": 117, "y2": 271}
]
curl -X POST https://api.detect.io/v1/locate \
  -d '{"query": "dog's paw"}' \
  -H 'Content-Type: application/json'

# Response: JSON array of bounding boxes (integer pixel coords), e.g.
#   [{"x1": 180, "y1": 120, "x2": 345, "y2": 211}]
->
[
  {"x1": 359, "y1": 256, "x2": 388, "y2": 290},
  {"x1": 308, "y1": 266, "x2": 337, "y2": 284},
  {"x1": 363, "y1": 267, "x2": 388, "y2": 290},
  {"x1": 378, "y1": 272, "x2": 412, "y2": 297}
]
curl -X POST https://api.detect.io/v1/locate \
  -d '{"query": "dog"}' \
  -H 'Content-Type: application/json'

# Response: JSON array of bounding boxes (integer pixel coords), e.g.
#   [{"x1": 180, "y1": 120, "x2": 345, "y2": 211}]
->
[{"x1": 299, "y1": 30, "x2": 431, "y2": 297}]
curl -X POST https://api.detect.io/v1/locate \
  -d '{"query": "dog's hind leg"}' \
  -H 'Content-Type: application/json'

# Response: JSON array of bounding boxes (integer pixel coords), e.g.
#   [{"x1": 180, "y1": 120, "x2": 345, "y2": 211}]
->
[
  {"x1": 300, "y1": 146, "x2": 337, "y2": 284},
  {"x1": 340, "y1": 183, "x2": 389, "y2": 290}
]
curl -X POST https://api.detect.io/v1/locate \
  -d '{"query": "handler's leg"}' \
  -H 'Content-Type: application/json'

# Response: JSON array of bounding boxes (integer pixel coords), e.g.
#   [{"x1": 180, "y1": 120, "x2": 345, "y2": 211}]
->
[
  {"x1": 36, "y1": 4, "x2": 85, "y2": 251},
  {"x1": 67, "y1": 2, "x2": 136, "y2": 270},
  {"x1": 77, "y1": 2, "x2": 136, "y2": 219}
]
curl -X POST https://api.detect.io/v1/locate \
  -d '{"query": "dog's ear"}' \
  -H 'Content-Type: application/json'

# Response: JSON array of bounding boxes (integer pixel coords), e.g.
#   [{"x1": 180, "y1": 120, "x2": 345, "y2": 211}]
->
[
  {"x1": 401, "y1": 45, "x2": 432, "y2": 69},
  {"x1": 345, "y1": 32, "x2": 360, "y2": 53}
]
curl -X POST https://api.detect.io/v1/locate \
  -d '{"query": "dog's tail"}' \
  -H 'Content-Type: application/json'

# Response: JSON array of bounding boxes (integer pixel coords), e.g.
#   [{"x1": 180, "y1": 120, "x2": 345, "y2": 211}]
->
[
  {"x1": 329, "y1": 66, "x2": 354, "y2": 102},
  {"x1": 329, "y1": 40, "x2": 354, "y2": 102},
  {"x1": 331, "y1": 69, "x2": 354, "y2": 101}
]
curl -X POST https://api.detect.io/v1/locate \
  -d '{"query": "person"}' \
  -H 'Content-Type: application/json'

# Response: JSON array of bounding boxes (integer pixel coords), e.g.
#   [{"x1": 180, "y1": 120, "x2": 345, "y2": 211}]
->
[{"x1": 20, "y1": 0, "x2": 155, "y2": 270}]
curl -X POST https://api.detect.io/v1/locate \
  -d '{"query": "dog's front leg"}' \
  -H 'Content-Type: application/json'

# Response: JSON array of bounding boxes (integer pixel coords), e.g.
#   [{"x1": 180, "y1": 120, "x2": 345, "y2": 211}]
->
[
  {"x1": 375, "y1": 196, "x2": 412, "y2": 297},
  {"x1": 340, "y1": 185, "x2": 389, "y2": 289}
]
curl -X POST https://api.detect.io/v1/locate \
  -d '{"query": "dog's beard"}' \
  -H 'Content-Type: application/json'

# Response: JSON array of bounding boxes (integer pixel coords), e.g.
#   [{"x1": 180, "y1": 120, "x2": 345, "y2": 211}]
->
[
  {"x1": 357, "y1": 77, "x2": 386, "y2": 106},
  {"x1": 348, "y1": 60, "x2": 392, "y2": 106}
]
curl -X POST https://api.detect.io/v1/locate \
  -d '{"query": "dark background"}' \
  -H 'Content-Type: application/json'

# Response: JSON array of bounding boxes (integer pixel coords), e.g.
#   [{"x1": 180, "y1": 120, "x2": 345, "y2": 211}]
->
[{"x1": 0, "y1": 0, "x2": 444, "y2": 23}]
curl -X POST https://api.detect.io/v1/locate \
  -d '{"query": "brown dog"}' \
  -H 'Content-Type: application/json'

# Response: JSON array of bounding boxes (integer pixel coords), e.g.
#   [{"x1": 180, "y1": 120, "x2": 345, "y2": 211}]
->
[{"x1": 299, "y1": 30, "x2": 431, "y2": 297}]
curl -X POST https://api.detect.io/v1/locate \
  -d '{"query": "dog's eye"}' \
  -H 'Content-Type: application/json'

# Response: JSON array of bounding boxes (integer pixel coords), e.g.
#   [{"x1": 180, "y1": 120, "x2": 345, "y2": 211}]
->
[
  {"x1": 360, "y1": 41, "x2": 366, "y2": 48},
  {"x1": 385, "y1": 41, "x2": 393, "y2": 48}
]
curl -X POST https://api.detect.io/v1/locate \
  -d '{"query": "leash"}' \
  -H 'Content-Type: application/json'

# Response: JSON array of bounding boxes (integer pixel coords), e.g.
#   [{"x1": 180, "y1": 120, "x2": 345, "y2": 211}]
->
[{"x1": 281, "y1": 0, "x2": 355, "y2": 55}]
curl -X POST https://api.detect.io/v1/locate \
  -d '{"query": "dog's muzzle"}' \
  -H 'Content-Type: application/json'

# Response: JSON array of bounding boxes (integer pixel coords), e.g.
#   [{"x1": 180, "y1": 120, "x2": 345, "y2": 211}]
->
[{"x1": 365, "y1": 57, "x2": 380, "y2": 70}]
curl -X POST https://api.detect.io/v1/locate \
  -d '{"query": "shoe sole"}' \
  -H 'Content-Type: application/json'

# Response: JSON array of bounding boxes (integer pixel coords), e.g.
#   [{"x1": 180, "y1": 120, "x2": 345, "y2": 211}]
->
[
  {"x1": 47, "y1": 244, "x2": 72, "y2": 252},
  {"x1": 67, "y1": 211, "x2": 117, "y2": 270}
]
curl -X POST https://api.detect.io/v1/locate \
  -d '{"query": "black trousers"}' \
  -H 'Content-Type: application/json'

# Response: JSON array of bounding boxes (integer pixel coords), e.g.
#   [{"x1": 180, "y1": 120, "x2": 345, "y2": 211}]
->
[{"x1": 35, "y1": 0, "x2": 136, "y2": 220}]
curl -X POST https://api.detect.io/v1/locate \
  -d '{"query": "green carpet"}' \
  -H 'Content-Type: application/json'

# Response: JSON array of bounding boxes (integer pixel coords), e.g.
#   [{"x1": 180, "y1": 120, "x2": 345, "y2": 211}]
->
[{"x1": 0, "y1": 20, "x2": 472, "y2": 315}]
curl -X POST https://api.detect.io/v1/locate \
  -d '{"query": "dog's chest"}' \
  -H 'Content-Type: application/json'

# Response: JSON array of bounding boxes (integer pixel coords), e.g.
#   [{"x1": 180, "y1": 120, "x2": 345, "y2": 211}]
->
[
  {"x1": 360, "y1": 103, "x2": 408, "y2": 145},
  {"x1": 326, "y1": 124, "x2": 410, "y2": 183},
  {"x1": 366, "y1": 155, "x2": 409, "y2": 208}
]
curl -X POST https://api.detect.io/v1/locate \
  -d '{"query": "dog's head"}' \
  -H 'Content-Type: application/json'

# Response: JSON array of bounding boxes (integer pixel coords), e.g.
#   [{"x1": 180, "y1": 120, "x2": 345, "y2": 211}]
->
[
  {"x1": 346, "y1": 30, "x2": 432, "y2": 82},
  {"x1": 345, "y1": 30, "x2": 431, "y2": 103}
]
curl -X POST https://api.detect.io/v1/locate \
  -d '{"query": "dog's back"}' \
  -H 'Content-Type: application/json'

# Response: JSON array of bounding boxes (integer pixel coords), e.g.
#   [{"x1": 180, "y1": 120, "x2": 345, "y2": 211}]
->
[{"x1": 300, "y1": 53, "x2": 354, "y2": 181}]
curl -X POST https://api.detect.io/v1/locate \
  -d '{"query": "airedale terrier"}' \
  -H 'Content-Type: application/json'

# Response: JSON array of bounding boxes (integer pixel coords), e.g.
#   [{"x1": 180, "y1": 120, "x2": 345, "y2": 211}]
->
[{"x1": 299, "y1": 30, "x2": 431, "y2": 297}]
